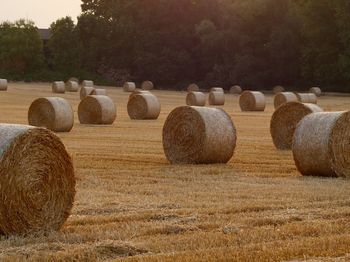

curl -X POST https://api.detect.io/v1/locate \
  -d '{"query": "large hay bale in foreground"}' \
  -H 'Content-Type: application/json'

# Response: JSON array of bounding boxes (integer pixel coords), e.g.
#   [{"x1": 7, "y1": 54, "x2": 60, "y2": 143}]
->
[
  {"x1": 82, "y1": 80, "x2": 94, "y2": 88},
  {"x1": 65, "y1": 81, "x2": 79, "y2": 92},
  {"x1": 0, "y1": 124, "x2": 75, "y2": 235},
  {"x1": 239, "y1": 91, "x2": 266, "y2": 111},
  {"x1": 229, "y1": 85, "x2": 242, "y2": 94},
  {"x1": 210, "y1": 87, "x2": 224, "y2": 93},
  {"x1": 141, "y1": 80, "x2": 154, "y2": 90},
  {"x1": 273, "y1": 85, "x2": 285, "y2": 94},
  {"x1": 187, "y1": 83, "x2": 199, "y2": 92},
  {"x1": 186, "y1": 91, "x2": 206, "y2": 106},
  {"x1": 28, "y1": 97, "x2": 74, "y2": 132},
  {"x1": 52, "y1": 81, "x2": 65, "y2": 94},
  {"x1": 295, "y1": 93, "x2": 317, "y2": 104},
  {"x1": 274, "y1": 92, "x2": 298, "y2": 109},
  {"x1": 209, "y1": 91, "x2": 225, "y2": 105},
  {"x1": 292, "y1": 111, "x2": 350, "y2": 178},
  {"x1": 123, "y1": 82, "x2": 136, "y2": 92},
  {"x1": 310, "y1": 87, "x2": 322, "y2": 97},
  {"x1": 80, "y1": 86, "x2": 95, "y2": 100},
  {"x1": 127, "y1": 93, "x2": 161, "y2": 120},
  {"x1": 78, "y1": 95, "x2": 116, "y2": 124},
  {"x1": 163, "y1": 106, "x2": 236, "y2": 164},
  {"x1": 270, "y1": 102, "x2": 323, "y2": 150},
  {"x1": 92, "y1": 89, "x2": 107, "y2": 96},
  {"x1": 0, "y1": 79, "x2": 8, "y2": 91}
]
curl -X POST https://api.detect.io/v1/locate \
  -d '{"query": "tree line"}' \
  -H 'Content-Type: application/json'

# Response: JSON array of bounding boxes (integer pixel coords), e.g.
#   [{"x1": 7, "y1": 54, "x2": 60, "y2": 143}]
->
[{"x1": 0, "y1": 0, "x2": 349, "y2": 92}]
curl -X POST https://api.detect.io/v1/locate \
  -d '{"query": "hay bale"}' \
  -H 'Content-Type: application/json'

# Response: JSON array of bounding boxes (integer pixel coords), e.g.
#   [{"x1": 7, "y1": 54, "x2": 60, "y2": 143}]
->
[
  {"x1": 310, "y1": 87, "x2": 322, "y2": 97},
  {"x1": 28, "y1": 97, "x2": 74, "y2": 132},
  {"x1": 127, "y1": 93, "x2": 161, "y2": 120},
  {"x1": 187, "y1": 83, "x2": 199, "y2": 92},
  {"x1": 273, "y1": 85, "x2": 285, "y2": 94},
  {"x1": 295, "y1": 93, "x2": 317, "y2": 104},
  {"x1": 82, "y1": 80, "x2": 94, "y2": 87},
  {"x1": 209, "y1": 91, "x2": 225, "y2": 105},
  {"x1": 162, "y1": 106, "x2": 236, "y2": 164},
  {"x1": 68, "y1": 77, "x2": 79, "y2": 83},
  {"x1": 270, "y1": 102, "x2": 323, "y2": 150},
  {"x1": 292, "y1": 111, "x2": 350, "y2": 178},
  {"x1": 129, "y1": 90, "x2": 151, "y2": 100},
  {"x1": 186, "y1": 91, "x2": 206, "y2": 106},
  {"x1": 210, "y1": 87, "x2": 224, "y2": 93},
  {"x1": 141, "y1": 80, "x2": 154, "y2": 90},
  {"x1": 80, "y1": 86, "x2": 95, "y2": 100},
  {"x1": 78, "y1": 95, "x2": 116, "y2": 124},
  {"x1": 123, "y1": 82, "x2": 136, "y2": 92},
  {"x1": 239, "y1": 91, "x2": 266, "y2": 111},
  {"x1": 0, "y1": 124, "x2": 75, "y2": 235},
  {"x1": 92, "y1": 89, "x2": 107, "y2": 96},
  {"x1": 65, "y1": 81, "x2": 79, "y2": 92},
  {"x1": 52, "y1": 81, "x2": 65, "y2": 94},
  {"x1": 0, "y1": 79, "x2": 8, "y2": 91},
  {"x1": 229, "y1": 85, "x2": 242, "y2": 94},
  {"x1": 274, "y1": 92, "x2": 298, "y2": 109}
]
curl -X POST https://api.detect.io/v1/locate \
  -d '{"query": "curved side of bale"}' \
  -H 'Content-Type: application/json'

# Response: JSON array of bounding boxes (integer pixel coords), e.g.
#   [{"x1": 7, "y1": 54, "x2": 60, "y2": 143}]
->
[
  {"x1": 129, "y1": 90, "x2": 151, "y2": 100},
  {"x1": 187, "y1": 83, "x2": 199, "y2": 92},
  {"x1": 65, "y1": 81, "x2": 79, "y2": 92},
  {"x1": 52, "y1": 81, "x2": 65, "y2": 94},
  {"x1": 296, "y1": 93, "x2": 317, "y2": 104},
  {"x1": 123, "y1": 82, "x2": 136, "y2": 92},
  {"x1": 80, "y1": 86, "x2": 95, "y2": 100},
  {"x1": 292, "y1": 111, "x2": 350, "y2": 178},
  {"x1": 210, "y1": 87, "x2": 224, "y2": 93},
  {"x1": 310, "y1": 87, "x2": 322, "y2": 97},
  {"x1": 229, "y1": 85, "x2": 242, "y2": 94},
  {"x1": 186, "y1": 91, "x2": 206, "y2": 106},
  {"x1": 162, "y1": 106, "x2": 237, "y2": 164},
  {"x1": 68, "y1": 77, "x2": 79, "y2": 83},
  {"x1": 0, "y1": 79, "x2": 8, "y2": 91},
  {"x1": 209, "y1": 91, "x2": 225, "y2": 105},
  {"x1": 82, "y1": 80, "x2": 94, "y2": 87},
  {"x1": 92, "y1": 89, "x2": 107, "y2": 96},
  {"x1": 274, "y1": 92, "x2": 298, "y2": 109},
  {"x1": 0, "y1": 124, "x2": 75, "y2": 235},
  {"x1": 270, "y1": 102, "x2": 323, "y2": 150},
  {"x1": 141, "y1": 81, "x2": 154, "y2": 90},
  {"x1": 239, "y1": 91, "x2": 266, "y2": 111},
  {"x1": 28, "y1": 97, "x2": 74, "y2": 132},
  {"x1": 127, "y1": 93, "x2": 161, "y2": 120},
  {"x1": 273, "y1": 86, "x2": 285, "y2": 94},
  {"x1": 78, "y1": 95, "x2": 116, "y2": 124}
]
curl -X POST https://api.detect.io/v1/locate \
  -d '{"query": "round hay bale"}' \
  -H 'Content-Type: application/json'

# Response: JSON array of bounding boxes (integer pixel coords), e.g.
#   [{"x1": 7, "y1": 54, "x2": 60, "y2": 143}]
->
[
  {"x1": 292, "y1": 111, "x2": 350, "y2": 178},
  {"x1": 273, "y1": 85, "x2": 285, "y2": 94},
  {"x1": 229, "y1": 85, "x2": 242, "y2": 94},
  {"x1": 162, "y1": 106, "x2": 236, "y2": 164},
  {"x1": 92, "y1": 89, "x2": 107, "y2": 96},
  {"x1": 310, "y1": 87, "x2": 322, "y2": 97},
  {"x1": 127, "y1": 93, "x2": 161, "y2": 120},
  {"x1": 187, "y1": 83, "x2": 199, "y2": 92},
  {"x1": 210, "y1": 87, "x2": 224, "y2": 93},
  {"x1": 52, "y1": 81, "x2": 65, "y2": 94},
  {"x1": 28, "y1": 97, "x2": 74, "y2": 132},
  {"x1": 186, "y1": 91, "x2": 206, "y2": 106},
  {"x1": 78, "y1": 95, "x2": 116, "y2": 125},
  {"x1": 65, "y1": 81, "x2": 79, "y2": 92},
  {"x1": 0, "y1": 124, "x2": 75, "y2": 235},
  {"x1": 82, "y1": 80, "x2": 94, "y2": 88},
  {"x1": 141, "y1": 80, "x2": 154, "y2": 90},
  {"x1": 68, "y1": 77, "x2": 79, "y2": 83},
  {"x1": 239, "y1": 91, "x2": 266, "y2": 111},
  {"x1": 80, "y1": 86, "x2": 95, "y2": 100},
  {"x1": 123, "y1": 82, "x2": 136, "y2": 92},
  {"x1": 209, "y1": 91, "x2": 225, "y2": 106},
  {"x1": 274, "y1": 92, "x2": 298, "y2": 109},
  {"x1": 129, "y1": 90, "x2": 151, "y2": 100},
  {"x1": 270, "y1": 102, "x2": 323, "y2": 150},
  {"x1": 295, "y1": 93, "x2": 317, "y2": 104},
  {"x1": 0, "y1": 79, "x2": 8, "y2": 91}
]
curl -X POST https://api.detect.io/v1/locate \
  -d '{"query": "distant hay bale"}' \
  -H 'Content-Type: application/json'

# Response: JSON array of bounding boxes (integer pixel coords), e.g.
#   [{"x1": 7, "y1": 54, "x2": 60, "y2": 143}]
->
[
  {"x1": 52, "y1": 81, "x2": 65, "y2": 94},
  {"x1": 28, "y1": 97, "x2": 74, "y2": 132},
  {"x1": 292, "y1": 111, "x2": 350, "y2": 178},
  {"x1": 78, "y1": 95, "x2": 116, "y2": 124},
  {"x1": 209, "y1": 91, "x2": 225, "y2": 105},
  {"x1": 92, "y1": 89, "x2": 107, "y2": 96},
  {"x1": 0, "y1": 124, "x2": 75, "y2": 235},
  {"x1": 295, "y1": 93, "x2": 317, "y2": 104},
  {"x1": 239, "y1": 91, "x2": 266, "y2": 111},
  {"x1": 229, "y1": 85, "x2": 242, "y2": 94},
  {"x1": 187, "y1": 83, "x2": 199, "y2": 92},
  {"x1": 68, "y1": 77, "x2": 79, "y2": 83},
  {"x1": 186, "y1": 91, "x2": 206, "y2": 106},
  {"x1": 127, "y1": 93, "x2": 161, "y2": 120},
  {"x1": 310, "y1": 87, "x2": 322, "y2": 97},
  {"x1": 82, "y1": 80, "x2": 94, "y2": 88},
  {"x1": 273, "y1": 86, "x2": 285, "y2": 94},
  {"x1": 141, "y1": 80, "x2": 154, "y2": 90},
  {"x1": 0, "y1": 79, "x2": 8, "y2": 91},
  {"x1": 210, "y1": 87, "x2": 224, "y2": 93},
  {"x1": 162, "y1": 106, "x2": 236, "y2": 164},
  {"x1": 123, "y1": 82, "x2": 136, "y2": 92},
  {"x1": 65, "y1": 81, "x2": 79, "y2": 92},
  {"x1": 270, "y1": 102, "x2": 323, "y2": 150},
  {"x1": 80, "y1": 86, "x2": 95, "y2": 100},
  {"x1": 274, "y1": 92, "x2": 298, "y2": 109}
]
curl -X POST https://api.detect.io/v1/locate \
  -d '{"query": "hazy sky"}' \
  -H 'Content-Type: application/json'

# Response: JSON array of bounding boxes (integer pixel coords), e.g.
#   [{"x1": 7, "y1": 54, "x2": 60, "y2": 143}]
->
[{"x1": 1, "y1": 0, "x2": 82, "y2": 28}]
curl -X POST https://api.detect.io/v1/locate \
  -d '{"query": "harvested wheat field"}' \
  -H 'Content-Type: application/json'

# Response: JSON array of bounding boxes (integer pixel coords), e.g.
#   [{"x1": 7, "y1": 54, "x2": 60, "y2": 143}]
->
[{"x1": 0, "y1": 83, "x2": 350, "y2": 261}]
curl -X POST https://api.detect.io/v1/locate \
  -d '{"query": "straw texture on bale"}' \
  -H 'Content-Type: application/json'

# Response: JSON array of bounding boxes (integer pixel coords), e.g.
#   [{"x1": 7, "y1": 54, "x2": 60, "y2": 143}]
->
[
  {"x1": 210, "y1": 87, "x2": 224, "y2": 93},
  {"x1": 129, "y1": 90, "x2": 151, "y2": 100},
  {"x1": 273, "y1": 86, "x2": 285, "y2": 94},
  {"x1": 296, "y1": 93, "x2": 317, "y2": 104},
  {"x1": 292, "y1": 111, "x2": 350, "y2": 178},
  {"x1": 68, "y1": 77, "x2": 79, "y2": 83},
  {"x1": 123, "y1": 82, "x2": 136, "y2": 92},
  {"x1": 310, "y1": 87, "x2": 322, "y2": 97},
  {"x1": 0, "y1": 124, "x2": 75, "y2": 235},
  {"x1": 80, "y1": 86, "x2": 95, "y2": 100},
  {"x1": 92, "y1": 89, "x2": 107, "y2": 96},
  {"x1": 186, "y1": 91, "x2": 206, "y2": 106},
  {"x1": 0, "y1": 79, "x2": 8, "y2": 91},
  {"x1": 270, "y1": 102, "x2": 323, "y2": 150},
  {"x1": 274, "y1": 92, "x2": 298, "y2": 109},
  {"x1": 127, "y1": 93, "x2": 161, "y2": 120},
  {"x1": 28, "y1": 97, "x2": 74, "y2": 132},
  {"x1": 187, "y1": 83, "x2": 199, "y2": 92},
  {"x1": 52, "y1": 81, "x2": 65, "y2": 94},
  {"x1": 209, "y1": 91, "x2": 225, "y2": 106},
  {"x1": 78, "y1": 95, "x2": 116, "y2": 124},
  {"x1": 163, "y1": 106, "x2": 236, "y2": 164},
  {"x1": 141, "y1": 80, "x2": 154, "y2": 90},
  {"x1": 229, "y1": 85, "x2": 242, "y2": 94},
  {"x1": 82, "y1": 80, "x2": 94, "y2": 88},
  {"x1": 239, "y1": 91, "x2": 266, "y2": 111},
  {"x1": 65, "y1": 81, "x2": 79, "y2": 92}
]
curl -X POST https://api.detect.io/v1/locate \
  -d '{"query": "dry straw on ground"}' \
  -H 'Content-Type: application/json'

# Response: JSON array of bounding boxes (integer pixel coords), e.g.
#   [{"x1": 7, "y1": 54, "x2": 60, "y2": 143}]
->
[
  {"x1": 310, "y1": 87, "x2": 322, "y2": 97},
  {"x1": 78, "y1": 95, "x2": 116, "y2": 124},
  {"x1": 92, "y1": 89, "x2": 107, "y2": 96},
  {"x1": 273, "y1": 85, "x2": 285, "y2": 94},
  {"x1": 295, "y1": 93, "x2": 317, "y2": 104},
  {"x1": 162, "y1": 106, "x2": 236, "y2": 164},
  {"x1": 0, "y1": 79, "x2": 8, "y2": 91},
  {"x1": 239, "y1": 91, "x2": 266, "y2": 111},
  {"x1": 210, "y1": 87, "x2": 224, "y2": 93},
  {"x1": 274, "y1": 92, "x2": 299, "y2": 109},
  {"x1": 209, "y1": 91, "x2": 225, "y2": 105},
  {"x1": 270, "y1": 102, "x2": 323, "y2": 150},
  {"x1": 293, "y1": 111, "x2": 350, "y2": 178},
  {"x1": 0, "y1": 124, "x2": 75, "y2": 235},
  {"x1": 187, "y1": 83, "x2": 199, "y2": 92},
  {"x1": 229, "y1": 85, "x2": 242, "y2": 94},
  {"x1": 65, "y1": 81, "x2": 79, "y2": 92},
  {"x1": 127, "y1": 93, "x2": 161, "y2": 120},
  {"x1": 52, "y1": 81, "x2": 65, "y2": 94},
  {"x1": 80, "y1": 86, "x2": 95, "y2": 100},
  {"x1": 141, "y1": 80, "x2": 154, "y2": 90},
  {"x1": 28, "y1": 97, "x2": 74, "y2": 132},
  {"x1": 123, "y1": 82, "x2": 136, "y2": 92},
  {"x1": 186, "y1": 91, "x2": 206, "y2": 106},
  {"x1": 82, "y1": 80, "x2": 94, "y2": 88}
]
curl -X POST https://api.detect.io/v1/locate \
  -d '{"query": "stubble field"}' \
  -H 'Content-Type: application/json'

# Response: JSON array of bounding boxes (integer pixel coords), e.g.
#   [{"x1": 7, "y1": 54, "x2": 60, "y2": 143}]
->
[{"x1": 0, "y1": 83, "x2": 349, "y2": 261}]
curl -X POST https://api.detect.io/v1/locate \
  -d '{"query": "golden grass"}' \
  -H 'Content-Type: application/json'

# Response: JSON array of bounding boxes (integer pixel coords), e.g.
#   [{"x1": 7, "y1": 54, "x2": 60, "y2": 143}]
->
[{"x1": 0, "y1": 83, "x2": 349, "y2": 261}]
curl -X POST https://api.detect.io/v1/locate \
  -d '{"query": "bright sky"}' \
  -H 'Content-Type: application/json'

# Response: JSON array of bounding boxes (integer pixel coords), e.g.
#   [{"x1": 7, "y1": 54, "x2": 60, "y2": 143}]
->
[{"x1": 1, "y1": 0, "x2": 82, "y2": 28}]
